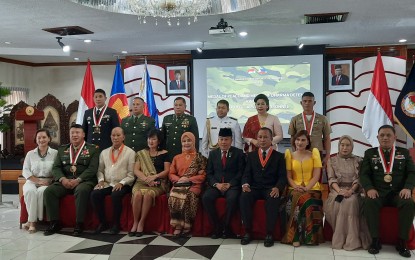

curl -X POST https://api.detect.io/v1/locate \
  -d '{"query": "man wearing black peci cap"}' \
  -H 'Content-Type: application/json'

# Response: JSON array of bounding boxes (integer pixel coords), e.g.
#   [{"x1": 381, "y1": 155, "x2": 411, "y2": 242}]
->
[{"x1": 202, "y1": 128, "x2": 245, "y2": 239}]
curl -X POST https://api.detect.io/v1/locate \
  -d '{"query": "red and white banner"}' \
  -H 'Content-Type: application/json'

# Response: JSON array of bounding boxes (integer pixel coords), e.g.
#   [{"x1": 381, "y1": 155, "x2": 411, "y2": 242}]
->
[{"x1": 76, "y1": 59, "x2": 96, "y2": 124}]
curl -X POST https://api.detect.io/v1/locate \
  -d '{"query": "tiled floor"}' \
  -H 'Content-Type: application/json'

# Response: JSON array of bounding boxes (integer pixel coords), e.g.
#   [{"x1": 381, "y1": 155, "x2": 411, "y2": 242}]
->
[{"x1": 1, "y1": 194, "x2": 414, "y2": 260}]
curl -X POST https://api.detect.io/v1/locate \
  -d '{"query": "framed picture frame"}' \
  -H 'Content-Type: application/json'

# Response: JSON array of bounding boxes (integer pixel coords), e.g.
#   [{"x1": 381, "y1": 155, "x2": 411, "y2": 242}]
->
[
  {"x1": 328, "y1": 60, "x2": 353, "y2": 91},
  {"x1": 166, "y1": 65, "x2": 189, "y2": 95}
]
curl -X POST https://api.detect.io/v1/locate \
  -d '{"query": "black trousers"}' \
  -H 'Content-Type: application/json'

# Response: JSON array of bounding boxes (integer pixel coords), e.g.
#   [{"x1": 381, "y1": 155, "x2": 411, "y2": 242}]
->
[
  {"x1": 240, "y1": 188, "x2": 282, "y2": 234},
  {"x1": 202, "y1": 187, "x2": 240, "y2": 231},
  {"x1": 90, "y1": 185, "x2": 131, "y2": 226}
]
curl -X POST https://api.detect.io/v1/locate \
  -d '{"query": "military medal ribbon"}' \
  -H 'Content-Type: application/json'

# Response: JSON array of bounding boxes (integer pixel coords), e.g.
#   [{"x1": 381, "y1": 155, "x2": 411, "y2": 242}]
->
[
  {"x1": 258, "y1": 149, "x2": 273, "y2": 168},
  {"x1": 302, "y1": 111, "x2": 315, "y2": 136},
  {"x1": 93, "y1": 105, "x2": 108, "y2": 128},
  {"x1": 70, "y1": 141, "x2": 86, "y2": 175},
  {"x1": 111, "y1": 144, "x2": 124, "y2": 167},
  {"x1": 378, "y1": 146, "x2": 395, "y2": 183}
]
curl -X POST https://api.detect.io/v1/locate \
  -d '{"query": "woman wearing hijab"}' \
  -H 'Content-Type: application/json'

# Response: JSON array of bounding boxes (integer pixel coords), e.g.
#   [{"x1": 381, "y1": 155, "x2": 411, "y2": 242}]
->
[
  {"x1": 242, "y1": 93, "x2": 283, "y2": 152},
  {"x1": 324, "y1": 135, "x2": 371, "y2": 250},
  {"x1": 168, "y1": 132, "x2": 207, "y2": 237}
]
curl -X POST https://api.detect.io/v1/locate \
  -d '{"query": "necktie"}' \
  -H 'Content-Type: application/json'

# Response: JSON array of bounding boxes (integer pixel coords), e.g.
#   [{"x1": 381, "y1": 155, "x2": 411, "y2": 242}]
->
[
  {"x1": 336, "y1": 76, "x2": 340, "y2": 85},
  {"x1": 134, "y1": 116, "x2": 138, "y2": 123},
  {"x1": 222, "y1": 151, "x2": 227, "y2": 167},
  {"x1": 262, "y1": 151, "x2": 267, "y2": 160},
  {"x1": 384, "y1": 150, "x2": 390, "y2": 164},
  {"x1": 96, "y1": 109, "x2": 101, "y2": 117},
  {"x1": 177, "y1": 80, "x2": 180, "y2": 89}
]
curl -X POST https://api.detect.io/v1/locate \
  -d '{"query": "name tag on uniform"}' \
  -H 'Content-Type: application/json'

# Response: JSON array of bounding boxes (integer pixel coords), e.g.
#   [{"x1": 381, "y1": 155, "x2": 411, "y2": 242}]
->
[{"x1": 395, "y1": 155, "x2": 405, "y2": 159}]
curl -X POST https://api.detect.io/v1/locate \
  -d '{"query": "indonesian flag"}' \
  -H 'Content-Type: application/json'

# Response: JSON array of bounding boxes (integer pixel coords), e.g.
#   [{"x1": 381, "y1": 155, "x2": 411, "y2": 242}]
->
[
  {"x1": 362, "y1": 52, "x2": 394, "y2": 146},
  {"x1": 76, "y1": 59, "x2": 95, "y2": 124},
  {"x1": 108, "y1": 59, "x2": 130, "y2": 122},
  {"x1": 139, "y1": 59, "x2": 159, "y2": 128}
]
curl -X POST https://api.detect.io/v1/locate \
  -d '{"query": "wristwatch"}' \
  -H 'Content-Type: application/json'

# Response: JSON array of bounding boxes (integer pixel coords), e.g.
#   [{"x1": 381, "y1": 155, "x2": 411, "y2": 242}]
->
[{"x1": 213, "y1": 183, "x2": 218, "y2": 188}]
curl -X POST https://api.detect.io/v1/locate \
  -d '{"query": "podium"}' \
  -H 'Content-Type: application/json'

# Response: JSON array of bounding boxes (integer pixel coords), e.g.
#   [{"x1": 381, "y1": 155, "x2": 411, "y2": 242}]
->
[{"x1": 15, "y1": 106, "x2": 44, "y2": 155}]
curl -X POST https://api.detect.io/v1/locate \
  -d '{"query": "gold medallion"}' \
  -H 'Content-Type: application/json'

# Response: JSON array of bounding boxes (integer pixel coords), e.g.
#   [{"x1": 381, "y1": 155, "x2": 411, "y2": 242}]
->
[
  {"x1": 70, "y1": 165, "x2": 77, "y2": 173},
  {"x1": 93, "y1": 125, "x2": 101, "y2": 134},
  {"x1": 384, "y1": 174, "x2": 392, "y2": 183}
]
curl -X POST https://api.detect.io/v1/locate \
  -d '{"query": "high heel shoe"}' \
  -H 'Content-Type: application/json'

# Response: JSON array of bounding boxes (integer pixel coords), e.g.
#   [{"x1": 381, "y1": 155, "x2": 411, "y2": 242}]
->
[
  {"x1": 173, "y1": 228, "x2": 182, "y2": 237},
  {"x1": 28, "y1": 226, "x2": 37, "y2": 234},
  {"x1": 181, "y1": 229, "x2": 192, "y2": 238}
]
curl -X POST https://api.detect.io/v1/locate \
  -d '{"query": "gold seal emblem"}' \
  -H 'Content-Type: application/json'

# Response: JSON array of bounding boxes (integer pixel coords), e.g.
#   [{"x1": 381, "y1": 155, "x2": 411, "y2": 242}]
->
[
  {"x1": 70, "y1": 165, "x2": 77, "y2": 174},
  {"x1": 25, "y1": 106, "x2": 35, "y2": 116},
  {"x1": 384, "y1": 174, "x2": 392, "y2": 183}
]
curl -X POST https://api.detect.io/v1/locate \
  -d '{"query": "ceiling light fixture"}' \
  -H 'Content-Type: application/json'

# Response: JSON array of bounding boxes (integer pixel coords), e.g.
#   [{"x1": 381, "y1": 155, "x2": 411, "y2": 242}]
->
[
  {"x1": 121, "y1": 51, "x2": 128, "y2": 54},
  {"x1": 4, "y1": 42, "x2": 11, "y2": 45},
  {"x1": 196, "y1": 41, "x2": 205, "y2": 53},
  {"x1": 296, "y1": 37, "x2": 304, "y2": 49},
  {"x1": 239, "y1": 31, "x2": 248, "y2": 37},
  {"x1": 56, "y1": 37, "x2": 70, "y2": 52},
  {"x1": 70, "y1": 0, "x2": 271, "y2": 26},
  {"x1": 399, "y1": 39, "x2": 407, "y2": 43},
  {"x1": 74, "y1": 57, "x2": 80, "y2": 61},
  {"x1": 84, "y1": 39, "x2": 92, "y2": 43}
]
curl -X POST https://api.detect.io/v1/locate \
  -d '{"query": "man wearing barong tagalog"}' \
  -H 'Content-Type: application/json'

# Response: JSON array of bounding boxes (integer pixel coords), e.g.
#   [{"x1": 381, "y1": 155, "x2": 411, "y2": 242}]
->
[{"x1": 360, "y1": 125, "x2": 415, "y2": 258}]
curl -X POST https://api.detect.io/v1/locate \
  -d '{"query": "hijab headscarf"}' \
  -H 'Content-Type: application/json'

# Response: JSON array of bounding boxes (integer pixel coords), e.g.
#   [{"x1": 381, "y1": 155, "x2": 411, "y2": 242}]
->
[
  {"x1": 181, "y1": 132, "x2": 197, "y2": 154},
  {"x1": 337, "y1": 135, "x2": 354, "y2": 159}
]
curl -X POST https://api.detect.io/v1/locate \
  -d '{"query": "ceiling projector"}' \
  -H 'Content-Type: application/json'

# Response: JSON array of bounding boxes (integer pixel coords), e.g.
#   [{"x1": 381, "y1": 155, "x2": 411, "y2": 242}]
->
[{"x1": 209, "y1": 18, "x2": 235, "y2": 36}]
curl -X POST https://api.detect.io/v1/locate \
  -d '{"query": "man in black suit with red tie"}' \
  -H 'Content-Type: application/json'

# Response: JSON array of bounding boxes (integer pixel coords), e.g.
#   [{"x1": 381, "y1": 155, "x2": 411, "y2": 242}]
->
[
  {"x1": 202, "y1": 128, "x2": 245, "y2": 239},
  {"x1": 82, "y1": 89, "x2": 120, "y2": 151},
  {"x1": 331, "y1": 64, "x2": 350, "y2": 85},
  {"x1": 240, "y1": 127, "x2": 287, "y2": 247},
  {"x1": 169, "y1": 70, "x2": 186, "y2": 90}
]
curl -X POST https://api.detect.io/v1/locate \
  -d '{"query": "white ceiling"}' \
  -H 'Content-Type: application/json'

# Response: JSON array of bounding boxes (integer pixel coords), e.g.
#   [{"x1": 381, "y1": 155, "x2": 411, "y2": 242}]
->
[{"x1": 0, "y1": 0, "x2": 414, "y2": 63}]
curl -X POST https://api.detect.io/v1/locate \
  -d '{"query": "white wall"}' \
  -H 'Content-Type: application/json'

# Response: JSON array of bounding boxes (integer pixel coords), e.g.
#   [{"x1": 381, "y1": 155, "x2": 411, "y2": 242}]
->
[{"x1": 0, "y1": 62, "x2": 114, "y2": 105}]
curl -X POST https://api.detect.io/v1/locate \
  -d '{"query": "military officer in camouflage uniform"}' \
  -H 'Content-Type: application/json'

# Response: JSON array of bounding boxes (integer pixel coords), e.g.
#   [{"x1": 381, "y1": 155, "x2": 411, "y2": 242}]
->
[
  {"x1": 201, "y1": 100, "x2": 242, "y2": 157},
  {"x1": 121, "y1": 97, "x2": 155, "y2": 152},
  {"x1": 360, "y1": 125, "x2": 415, "y2": 258},
  {"x1": 161, "y1": 97, "x2": 199, "y2": 160},
  {"x1": 43, "y1": 124, "x2": 99, "y2": 236}
]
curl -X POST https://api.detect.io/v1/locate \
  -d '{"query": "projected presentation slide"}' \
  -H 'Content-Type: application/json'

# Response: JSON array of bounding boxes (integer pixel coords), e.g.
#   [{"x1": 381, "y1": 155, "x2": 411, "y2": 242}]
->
[{"x1": 206, "y1": 64, "x2": 310, "y2": 125}]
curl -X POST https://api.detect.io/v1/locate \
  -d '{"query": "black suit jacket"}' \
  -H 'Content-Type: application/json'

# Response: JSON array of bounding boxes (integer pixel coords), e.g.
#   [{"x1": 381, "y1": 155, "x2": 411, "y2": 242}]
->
[
  {"x1": 169, "y1": 80, "x2": 186, "y2": 90},
  {"x1": 82, "y1": 107, "x2": 120, "y2": 150},
  {"x1": 206, "y1": 146, "x2": 245, "y2": 189},
  {"x1": 331, "y1": 74, "x2": 350, "y2": 85},
  {"x1": 242, "y1": 149, "x2": 287, "y2": 191}
]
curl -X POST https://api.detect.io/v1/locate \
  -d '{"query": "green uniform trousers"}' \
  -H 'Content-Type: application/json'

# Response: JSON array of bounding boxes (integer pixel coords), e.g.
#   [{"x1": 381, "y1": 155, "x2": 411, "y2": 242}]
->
[
  {"x1": 44, "y1": 181, "x2": 94, "y2": 223},
  {"x1": 364, "y1": 192, "x2": 415, "y2": 240}
]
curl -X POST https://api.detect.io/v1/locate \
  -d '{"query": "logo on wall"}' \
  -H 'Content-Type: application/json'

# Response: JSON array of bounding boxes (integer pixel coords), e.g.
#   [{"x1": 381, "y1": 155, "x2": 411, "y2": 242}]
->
[{"x1": 401, "y1": 91, "x2": 415, "y2": 117}]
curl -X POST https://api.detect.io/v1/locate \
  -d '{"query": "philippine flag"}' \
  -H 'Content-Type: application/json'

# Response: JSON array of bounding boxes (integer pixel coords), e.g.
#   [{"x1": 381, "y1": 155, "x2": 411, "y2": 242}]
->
[
  {"x1": 108, "y1": 59, "x2": 130, "y2": 122},
  {"x1": 76, "y1": 59, "x2": 95, "y2": 124},
  {"x1": 139, "y1": 59, "x2": 159, "y2": 128},
  {"x1": 362, "y1": 52, "x2": 394, "y2": 147}
]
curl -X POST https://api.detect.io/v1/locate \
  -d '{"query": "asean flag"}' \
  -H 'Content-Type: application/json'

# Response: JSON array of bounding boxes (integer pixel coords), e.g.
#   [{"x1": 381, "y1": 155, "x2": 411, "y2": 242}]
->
[
  {"x1": 108, "y1": 59, "x2": 129, "y2": 122},
  {"x1": 362, "y1": 52, "x2": 394, "y2": 147}
]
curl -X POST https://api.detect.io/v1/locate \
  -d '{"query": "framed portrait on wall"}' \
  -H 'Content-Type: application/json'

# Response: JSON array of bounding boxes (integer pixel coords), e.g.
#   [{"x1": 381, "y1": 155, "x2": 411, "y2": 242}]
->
[
  {"x1": 166, "y1": 65, "x2": 189, "y2": 95},
  {"x1": 328, "y1": 60, "x2": 353, "y2": 91},
  {"x1": 40, "y1": 106, "x2": 60, "y2": 145}
]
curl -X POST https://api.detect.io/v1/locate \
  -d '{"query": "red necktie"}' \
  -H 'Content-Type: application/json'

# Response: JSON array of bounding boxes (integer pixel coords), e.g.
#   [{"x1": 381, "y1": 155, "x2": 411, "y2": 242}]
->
[
  {"x1": 222, "y1": 151, "x2": 227, "y2": 167},
  {"x1": 177, "y1": 80, "x2": 180, "y2": 89},
  {"x1": 336, "y1": 76, "x2": 340, "y2": 85}
]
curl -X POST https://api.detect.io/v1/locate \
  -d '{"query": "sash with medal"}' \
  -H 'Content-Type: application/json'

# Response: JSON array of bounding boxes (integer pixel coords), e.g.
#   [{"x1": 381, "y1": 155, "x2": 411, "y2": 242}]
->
[
  {"x1": 378, "y1": 146, "x2": 395, "y2": 183},
  {"x1": 93, "y1": 105, "x2": 108, "y2": 134},
  {"x1": 259, "y1": 148, "x2": 273, "y2": 170},
  {"x1": 70, "y1": 141, "x2": 86, "y2": 175},
  {"x1": 111, "y1": 144, "x2": 124, "y2": 167},
  {"x1": 302, "y1": 111, "x2": 315, "y2": 136}
]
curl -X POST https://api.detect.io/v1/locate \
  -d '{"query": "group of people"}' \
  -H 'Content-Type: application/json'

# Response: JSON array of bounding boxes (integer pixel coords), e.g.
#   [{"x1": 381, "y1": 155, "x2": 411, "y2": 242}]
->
[{"x1": 21, "y1": 89, "x2": 415, "y2": 258}]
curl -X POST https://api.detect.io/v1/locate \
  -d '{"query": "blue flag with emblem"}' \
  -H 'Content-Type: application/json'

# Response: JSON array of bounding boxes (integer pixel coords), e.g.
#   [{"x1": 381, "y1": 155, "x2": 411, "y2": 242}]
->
[{"x1": 395, "y1": 63, "x2": 415, "y2": 142}]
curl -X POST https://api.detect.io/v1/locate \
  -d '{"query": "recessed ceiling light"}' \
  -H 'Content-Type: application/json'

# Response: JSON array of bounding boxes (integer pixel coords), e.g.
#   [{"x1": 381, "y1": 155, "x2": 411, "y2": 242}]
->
[
  {"x1": 121, "y1": 51, "x2": 128, "y2": 54},
  {"x1": 74, "y1": 57, "x2": 80, "y2": 61},
  {"x1": 239, "y1": 31, "x2": 248, "y2": 37},
  {"x1": 4, "y1": 41, "x2": 11, "y2": 45},
  {"x1": 399, "y1": 39, "x2": 407, "y2": 43},
  {"x1": 84, "y1": 39, "x2": 92, "y2": 43}
]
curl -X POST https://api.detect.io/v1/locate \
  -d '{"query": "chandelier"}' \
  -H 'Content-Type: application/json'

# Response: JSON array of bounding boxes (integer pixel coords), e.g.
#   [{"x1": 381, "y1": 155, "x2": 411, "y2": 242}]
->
[{"x1": 69, "y1": 0, "x2": 271, "y2": 26}]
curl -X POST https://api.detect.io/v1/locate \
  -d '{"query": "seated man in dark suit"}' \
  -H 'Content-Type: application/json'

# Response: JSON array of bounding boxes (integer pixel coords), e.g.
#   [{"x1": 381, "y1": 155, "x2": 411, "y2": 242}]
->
[
  {"x1": 360, "y1": 125, "x2": 415, "y2": 258},
  {"x1": 202, "y1": 128, "x2": 245, "y2": 239},
  {"x1": 240, "y1": 127, "x2": 287, "y2": 247}
]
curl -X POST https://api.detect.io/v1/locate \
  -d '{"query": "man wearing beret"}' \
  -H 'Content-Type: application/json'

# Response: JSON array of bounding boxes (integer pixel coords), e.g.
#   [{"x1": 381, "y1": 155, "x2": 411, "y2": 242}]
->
[
  {"x1": 43, "y1": 124, "x2": 99, "y2": 236},
  {"x1": 202, "y1": 128, "x2": 245, "y2": 239},
  {"x1": 360, "y1": 125, "x2": 415, "y2": 258}
]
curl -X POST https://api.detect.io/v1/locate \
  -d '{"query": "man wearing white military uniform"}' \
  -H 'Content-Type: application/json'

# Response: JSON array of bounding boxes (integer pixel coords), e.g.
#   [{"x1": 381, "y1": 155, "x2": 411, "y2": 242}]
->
[{"x1": 202, "y1": 100, "x2": 243, "y2": 157}]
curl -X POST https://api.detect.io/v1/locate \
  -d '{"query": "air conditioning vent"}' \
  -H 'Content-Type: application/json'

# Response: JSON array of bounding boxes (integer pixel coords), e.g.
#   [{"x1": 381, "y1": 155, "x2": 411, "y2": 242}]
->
[{"x1": 304, "y1": 12, "x2": 348, "y2": 24}]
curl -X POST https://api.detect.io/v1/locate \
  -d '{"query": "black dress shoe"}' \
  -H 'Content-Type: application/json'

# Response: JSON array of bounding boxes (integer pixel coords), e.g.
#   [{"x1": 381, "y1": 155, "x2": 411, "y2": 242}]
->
[
  {"x1": 109, "y1": 225, "x2": 120, "y2": 235},
  {"x1": 264, "y1": 234, "x2": 274, "y2": 247},
  {"x1": 128, "y1": 231, "x2": 136, "y2": 237},
  {"x1": 73, "y1": 223, "x2": 84, "y2": 236},
  {"x1": 241, "y1": 233, "x2": 251, "y2": 245},
  {"x1": 211, "y1": 232, "x2": 221, "y2": 239},
  {"x1": 368, "y1": 238, "x2": 381, "y2": 254},
  {"x1": 135, "y1": 231, "x2": 143, "y2": 237},
  {"x1": 93, "y1": 223, "x2": 107, "y2": 234},
  {"x1": 44, "y1": 221, "x2": 61, "y2": 236},
  {"x1": 396, "y1": 239, "x2": 411, "y2": 258},
  {"x1": 222, "y1": 230, "x2": 236, "y2": 239}
]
